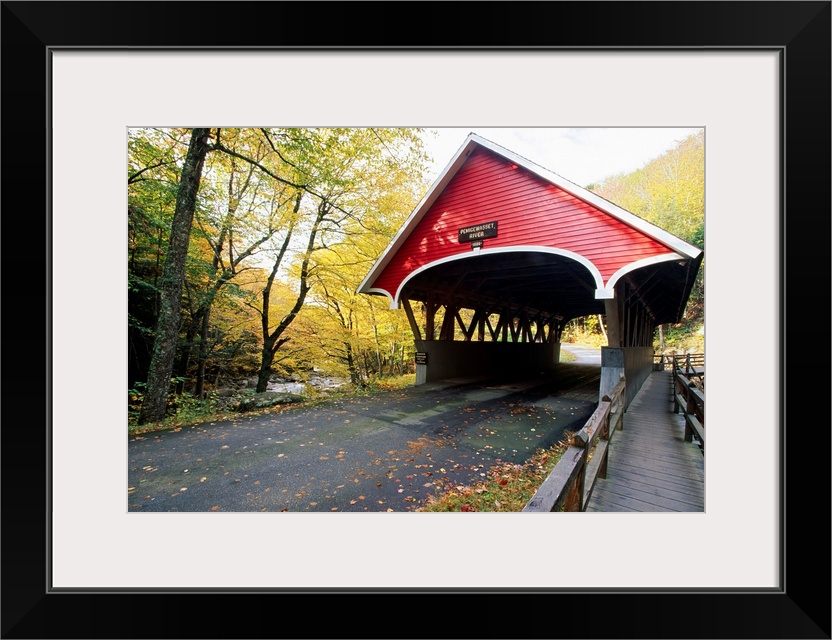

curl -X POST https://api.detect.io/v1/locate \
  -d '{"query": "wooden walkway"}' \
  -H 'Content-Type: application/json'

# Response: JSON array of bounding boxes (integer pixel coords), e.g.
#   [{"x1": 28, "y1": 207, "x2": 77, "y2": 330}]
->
[{"x1": 585, "y1": 370, "x2": 705, "y2": 512}]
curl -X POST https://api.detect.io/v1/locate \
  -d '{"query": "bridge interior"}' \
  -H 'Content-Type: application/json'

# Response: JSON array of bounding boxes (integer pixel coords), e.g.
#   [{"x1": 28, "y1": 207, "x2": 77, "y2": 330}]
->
[
  {"x1": 400, "y1": 251, "x2": 599, "y2": 345},
  {"x1": 399, "y1": 249, "x2": 702, "y2": 350}
]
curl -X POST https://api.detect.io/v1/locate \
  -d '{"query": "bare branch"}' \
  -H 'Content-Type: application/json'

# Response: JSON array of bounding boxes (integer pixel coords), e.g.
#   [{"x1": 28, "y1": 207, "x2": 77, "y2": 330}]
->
[
  {"x1": 128, "y1": 160, "x2": 176, "y2": 184},
  {"x1": 259, "y1": 128, "x2": 304, "y2": 173}
]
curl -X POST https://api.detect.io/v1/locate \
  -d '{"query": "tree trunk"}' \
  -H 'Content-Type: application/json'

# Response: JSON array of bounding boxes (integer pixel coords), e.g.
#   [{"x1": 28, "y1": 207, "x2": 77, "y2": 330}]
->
[
  {"x1": 346, "y1": 342, "x2": 362, "y2": 386},
  {"x1": 256, "y1": 196, "x2": 322, "y2": 392},
  {"x1": 138, "y1": 128, "x2": 212, "y2": 424},
  {"x1": 257, "y1": 339, "x2": 276, "y2": 393},
  {"x1": 256, "y1": 335, "x2": 289, "y2": 392},
  {"x1": 194, "y1": 305, "x2": 211, "y2": 399},
  {"x1": 173, "y1": 315, "x2": 201, "y2": 395}
]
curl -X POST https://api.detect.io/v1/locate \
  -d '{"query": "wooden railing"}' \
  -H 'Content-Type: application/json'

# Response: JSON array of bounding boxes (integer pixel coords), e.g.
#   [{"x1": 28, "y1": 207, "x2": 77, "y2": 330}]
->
[
  {"x1": 523, "y1": 377, "x2": 626, "y2": 512},
  {"x1": 672, "y1": 358, "x2": 705, "y2": 454},
  {"x1": 654, "y1": 352, "x2": 704, "y2": 377}
]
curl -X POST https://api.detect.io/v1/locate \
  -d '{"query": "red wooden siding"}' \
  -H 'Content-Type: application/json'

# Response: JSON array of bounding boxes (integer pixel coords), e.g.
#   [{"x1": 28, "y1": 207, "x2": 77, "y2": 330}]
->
[{"x1": 370, "y1": 147, "x2": 672, "y2": 300}]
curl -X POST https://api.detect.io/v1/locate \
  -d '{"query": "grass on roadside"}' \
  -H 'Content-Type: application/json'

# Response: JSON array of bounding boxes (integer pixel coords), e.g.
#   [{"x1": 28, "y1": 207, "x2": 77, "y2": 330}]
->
[
  {"x1": 416, "y1": 433, "x2": 573, "y2": 512},
  {"x1": 127, "y1": 373, "x2": 417, "y2": 436}
]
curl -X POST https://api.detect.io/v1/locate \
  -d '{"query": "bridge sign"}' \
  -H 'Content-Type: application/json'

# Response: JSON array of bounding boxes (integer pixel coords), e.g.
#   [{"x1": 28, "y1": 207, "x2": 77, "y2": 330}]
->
[{"x1": 458, "y1": 221, "x2": 498, "y2": 243}]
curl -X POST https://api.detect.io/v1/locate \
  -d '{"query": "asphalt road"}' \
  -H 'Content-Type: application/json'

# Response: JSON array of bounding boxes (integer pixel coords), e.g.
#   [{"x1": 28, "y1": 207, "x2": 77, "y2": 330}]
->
[
  {"x1": 128, "y1": 362, "x2": 601, "y2": 513},
  {"x1": 560, "y1": 344, "x2": 602, "y2": 365}
]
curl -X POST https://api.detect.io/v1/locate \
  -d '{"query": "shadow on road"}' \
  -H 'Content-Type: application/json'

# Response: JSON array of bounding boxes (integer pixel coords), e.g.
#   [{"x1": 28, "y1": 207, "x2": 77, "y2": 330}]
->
[{"x1": 128, "y1": 363, "x2": 601, "y2": 513}]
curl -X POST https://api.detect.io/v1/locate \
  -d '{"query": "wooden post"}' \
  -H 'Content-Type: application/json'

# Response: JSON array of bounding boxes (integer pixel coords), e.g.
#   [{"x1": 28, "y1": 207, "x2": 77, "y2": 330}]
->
[
  {"x1": 563, "y1": 468, "x2": 585, "y2": 512},
  {"x1": 400, "y1": 298, "x2": 422, "y2": 341},
  {"x1": 425, "y1": 298, "x2": 436, "y2": 341},
  {"x1": 439, "y1": 305, "x2": 456, "y2": 340},
  {"x1": 599, "y1": 347, "x2": 625, "y2": 403},
  {"x1": 673, "y1": 374, "x2": 681, "y2": 413},
  {"x1": 599, "y1": 415, "x2": 610, "y2": 479},
  {"x1": 604, "y1": 296, "x2": 621, "y2": 348}
]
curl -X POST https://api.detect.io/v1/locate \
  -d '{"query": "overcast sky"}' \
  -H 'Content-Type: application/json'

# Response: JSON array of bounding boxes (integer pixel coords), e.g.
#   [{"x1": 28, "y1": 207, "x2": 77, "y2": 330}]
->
[{"x1": 421, "y1": 127, "x2": 703, "y2": 188}]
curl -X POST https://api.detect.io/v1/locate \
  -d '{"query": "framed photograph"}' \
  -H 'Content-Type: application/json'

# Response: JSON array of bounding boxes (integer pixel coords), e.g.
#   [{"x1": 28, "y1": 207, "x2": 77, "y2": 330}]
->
[{"x1": 3, "y1": 1, "x2": 829, "y2": 638}]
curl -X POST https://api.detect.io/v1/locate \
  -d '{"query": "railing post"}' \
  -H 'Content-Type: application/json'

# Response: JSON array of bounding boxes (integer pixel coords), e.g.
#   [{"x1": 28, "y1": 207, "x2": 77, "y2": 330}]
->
[
  {"x1": 684, "y1": 381, "x2": 697, "y2": 441},
  {"x1": 599, "y1": 414, "x2": 610, "y2": 479},
  {"x1": 569, "y1": 431, "x2": 588, "y2": 511},
  {"x1": 561, "y1": 467, "x2": 585, "y2": 512},
  {"x1": 672, "y1": 369, "x2": 681, "y2": 413}
]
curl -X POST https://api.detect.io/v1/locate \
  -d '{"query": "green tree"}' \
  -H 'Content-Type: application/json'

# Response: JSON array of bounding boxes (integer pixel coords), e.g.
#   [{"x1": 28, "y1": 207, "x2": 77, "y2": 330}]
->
[
  {"x1": 138, "y1": 128, "x2": 213, "y2": 424},
  {"x1": 129, "y1": 127, "x2": 430, "y2": 420},
  {"x1": 128, "y1": 128, "x2": 191, "y2": 387},
  {"x1": 232, "y1": 128, "x2": 429, "y2": 391},
  {"x1": 186, "y1": 138, "x2": 292, "y2": 398}
]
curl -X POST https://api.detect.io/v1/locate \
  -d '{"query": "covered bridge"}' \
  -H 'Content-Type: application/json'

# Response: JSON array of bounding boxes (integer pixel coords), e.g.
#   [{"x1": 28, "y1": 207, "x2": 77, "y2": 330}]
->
[{"x1": 357, "y1": 133, "x2": 702, "y2": 400}]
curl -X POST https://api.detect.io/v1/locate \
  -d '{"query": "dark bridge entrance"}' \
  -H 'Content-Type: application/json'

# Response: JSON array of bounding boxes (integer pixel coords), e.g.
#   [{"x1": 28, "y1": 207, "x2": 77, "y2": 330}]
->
[{"x1": 358, "y1": 133, "x2": 702, "y2": 401}]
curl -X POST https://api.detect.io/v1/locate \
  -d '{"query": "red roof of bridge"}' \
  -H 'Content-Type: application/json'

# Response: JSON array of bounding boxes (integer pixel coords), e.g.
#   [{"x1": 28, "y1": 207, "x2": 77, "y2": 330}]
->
[{"x1": 358, "y1": 133, "x2": 701, "y2": 307}]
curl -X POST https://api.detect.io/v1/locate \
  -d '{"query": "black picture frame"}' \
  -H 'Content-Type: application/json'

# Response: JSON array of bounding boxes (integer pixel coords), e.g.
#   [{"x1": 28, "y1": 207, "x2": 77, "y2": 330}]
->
[{"x1": 2, "y1": 2, "x2": 829, "y2": 638}]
